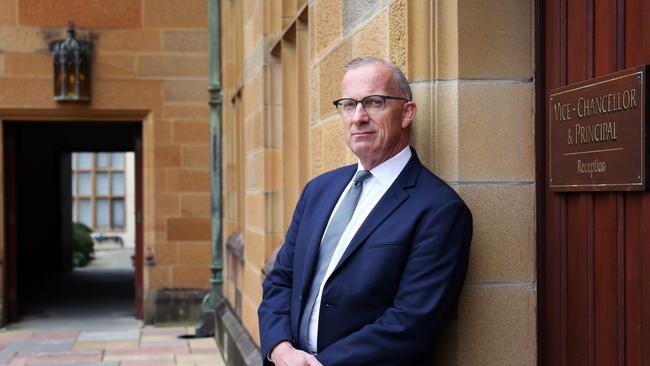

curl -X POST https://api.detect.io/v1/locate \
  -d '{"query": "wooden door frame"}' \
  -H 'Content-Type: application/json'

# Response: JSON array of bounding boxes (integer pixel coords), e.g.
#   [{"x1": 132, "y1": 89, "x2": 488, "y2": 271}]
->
[
  {"x1": 535, "y1": 1, "x2": 547, "y2": 365},
  {"x1": 0, "y1": 109, "x2": 149, "y2": 323}
]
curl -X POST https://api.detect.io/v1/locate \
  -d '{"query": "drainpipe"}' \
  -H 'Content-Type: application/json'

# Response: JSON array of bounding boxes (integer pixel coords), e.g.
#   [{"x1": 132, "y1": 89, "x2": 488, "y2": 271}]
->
[{"x1": 197, "y1": 0, "x2": 223, "y2": 336}]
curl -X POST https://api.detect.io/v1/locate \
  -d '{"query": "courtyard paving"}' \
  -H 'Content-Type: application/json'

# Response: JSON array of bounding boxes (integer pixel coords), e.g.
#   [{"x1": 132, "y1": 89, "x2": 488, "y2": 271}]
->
[{"x1": 0, "y1": 326, "x2": 224, "y2": 366}]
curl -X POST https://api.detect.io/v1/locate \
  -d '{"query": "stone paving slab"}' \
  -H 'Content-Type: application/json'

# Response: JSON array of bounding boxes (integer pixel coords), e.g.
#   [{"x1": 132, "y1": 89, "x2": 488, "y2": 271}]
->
[
  {"x1": 3, "y1": 340, "x2": 75, "y2": 352},
  {"x1": 77, "y1": 331, "x2": 140, "y2": 342},
  {"x1": 31, "y1": 364, "x2": 118, "y2": 366},
  {"x1": 0, "y1": 327, "x2": 224, "y2": 366}
]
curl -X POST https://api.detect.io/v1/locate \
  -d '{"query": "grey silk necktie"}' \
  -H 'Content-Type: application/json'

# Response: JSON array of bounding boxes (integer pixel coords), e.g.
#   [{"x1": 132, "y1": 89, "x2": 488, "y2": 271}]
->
[{"x1": 299, "y1": 169, "x2": 372, "y2": 352}]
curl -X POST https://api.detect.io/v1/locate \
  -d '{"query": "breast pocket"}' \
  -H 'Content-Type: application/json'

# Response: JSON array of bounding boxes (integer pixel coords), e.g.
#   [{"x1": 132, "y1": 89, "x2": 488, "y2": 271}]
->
[{"x1": 367, "y1": 241, "x2": 407, "y2": 249}]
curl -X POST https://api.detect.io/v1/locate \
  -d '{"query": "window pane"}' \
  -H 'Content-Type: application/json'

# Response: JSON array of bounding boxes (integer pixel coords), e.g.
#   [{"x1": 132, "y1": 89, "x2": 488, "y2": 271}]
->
[
  {"x1": 72, "y1": 172, "x2": 77, "y2": 194},
  {"x1": 72, "y1": 199, "x2": 78, "y2": 221},
  {"x1": 96, "y1": 173, "x2": 109, "y2": 195},
  {"x1": 96, "y1": 153, "x2": 110, "y2": 168},
  {"x1": 78, "y1": 199, "x2": 92, "y2": 227},
  {"x1": 96, "y1": 199, "x2": 109, "y2": 227},
  {"x1": 112, "y1": 199, "x2": 125, "y2": 228},
  {"x1": 72, "y1": 153, "x2": 78, "y2": 169},
  {"x1": 78, "y1": 173, "x2": 92, "y2": 195},
  {"x1": 78, "y1": 153, "x2": 93, "y2": 169},
  {"x1": 112, "y1": 172, "x2": 125, "y2": 195},
  {"x1": 112, "y1": 152, "x2": 125, "y2": 169}
]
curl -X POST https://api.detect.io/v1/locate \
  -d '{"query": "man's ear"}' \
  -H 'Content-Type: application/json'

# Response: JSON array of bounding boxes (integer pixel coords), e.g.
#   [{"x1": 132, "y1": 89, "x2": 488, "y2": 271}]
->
[{"x1": 401, "y1": 102, "x2": 417, "y2": 129}]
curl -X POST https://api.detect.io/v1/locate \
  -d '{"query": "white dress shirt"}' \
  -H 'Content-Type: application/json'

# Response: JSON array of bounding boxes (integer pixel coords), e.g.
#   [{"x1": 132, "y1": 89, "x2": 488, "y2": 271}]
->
[{"x1": 305, "y1": 146, "x2": 412, "y2": 353}]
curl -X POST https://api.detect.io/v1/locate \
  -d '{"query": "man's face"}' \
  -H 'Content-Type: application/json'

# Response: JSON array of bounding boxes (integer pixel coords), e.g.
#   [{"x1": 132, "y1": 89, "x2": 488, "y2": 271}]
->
[{"x1": 340, "y1": 63, "x2": 415, "y2": 170}]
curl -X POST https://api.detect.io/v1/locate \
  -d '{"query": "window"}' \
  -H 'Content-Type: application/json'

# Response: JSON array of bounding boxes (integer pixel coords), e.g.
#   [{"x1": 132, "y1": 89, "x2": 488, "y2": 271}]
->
[{"x1": 71, "y1": 152, "x2": 127, "y2": 231}]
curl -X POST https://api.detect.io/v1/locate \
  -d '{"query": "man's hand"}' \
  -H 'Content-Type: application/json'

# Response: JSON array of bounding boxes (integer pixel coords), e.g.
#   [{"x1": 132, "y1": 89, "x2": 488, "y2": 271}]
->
[{"x1": 270, "y1": 341, "x2": 323, "y2": 366}]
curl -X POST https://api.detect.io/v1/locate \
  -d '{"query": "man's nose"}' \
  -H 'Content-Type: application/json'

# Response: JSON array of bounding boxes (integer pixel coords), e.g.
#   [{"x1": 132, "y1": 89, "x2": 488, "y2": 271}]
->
[{"x1": 350, "y1": 102, "x2": 369, "y2": 123}]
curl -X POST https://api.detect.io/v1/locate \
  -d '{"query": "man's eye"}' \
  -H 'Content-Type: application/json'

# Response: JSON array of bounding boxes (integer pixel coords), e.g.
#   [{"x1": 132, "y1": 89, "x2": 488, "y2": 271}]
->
[
  {"x1": 365, "y1": 98, "x2": 384, "y2": 108},
  {"x1": 340, "y1": 101, "x2": 356, "y2": 110}
]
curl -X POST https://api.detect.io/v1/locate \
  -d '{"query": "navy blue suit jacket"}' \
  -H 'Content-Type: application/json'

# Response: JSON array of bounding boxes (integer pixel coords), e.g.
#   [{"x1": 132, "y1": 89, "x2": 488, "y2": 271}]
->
[{"x1": 258, "y1": 150, "x2": 472, "y2": 365}]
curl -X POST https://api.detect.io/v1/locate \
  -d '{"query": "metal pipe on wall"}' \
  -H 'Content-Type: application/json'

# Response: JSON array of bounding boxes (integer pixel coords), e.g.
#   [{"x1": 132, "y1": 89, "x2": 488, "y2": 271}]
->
[
  {"x1": 208, "y1": 0, "x2": 224, "y2": 308},
  {"x1": 198, "y1": 0, "x2": 223, "y2": 331}
]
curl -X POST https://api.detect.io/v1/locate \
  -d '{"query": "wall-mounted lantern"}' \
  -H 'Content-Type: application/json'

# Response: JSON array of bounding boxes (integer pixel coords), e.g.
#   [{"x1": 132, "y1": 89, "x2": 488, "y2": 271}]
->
[{"x1": 51, "y1": 23, "x2": 91, "y2": 102}]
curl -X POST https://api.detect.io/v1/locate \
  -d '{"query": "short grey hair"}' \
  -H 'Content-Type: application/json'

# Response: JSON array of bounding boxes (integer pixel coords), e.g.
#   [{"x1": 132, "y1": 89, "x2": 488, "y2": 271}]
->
[{"x1": 344, "y1": 56, "x2": 412, "y2": 101}]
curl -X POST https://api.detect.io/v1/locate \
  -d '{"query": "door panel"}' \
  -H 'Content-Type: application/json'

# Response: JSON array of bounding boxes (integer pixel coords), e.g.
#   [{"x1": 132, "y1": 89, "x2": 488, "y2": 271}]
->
[{"x1": 542, "y1": 0, "x2": 650, "y2": 364}]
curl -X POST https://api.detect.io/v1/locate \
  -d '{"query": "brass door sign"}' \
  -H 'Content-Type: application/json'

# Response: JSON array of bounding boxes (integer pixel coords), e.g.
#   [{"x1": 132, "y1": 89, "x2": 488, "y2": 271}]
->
[{"x1": 548, "y1": 65, "x2": 646, "y2": 191}]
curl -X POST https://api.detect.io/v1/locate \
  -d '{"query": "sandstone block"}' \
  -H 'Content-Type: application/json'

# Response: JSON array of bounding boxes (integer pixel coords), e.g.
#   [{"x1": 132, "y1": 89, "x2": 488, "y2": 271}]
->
[
  {"x1": 342, "y1": 0, "x2": 385, "y2": 35},
  {"x1": 162, "y1": 31, "x2": 208, "y2": 52},
  {"x1": 178, "y1": 242, "x2": 212, "y2": 265},
  {"x1": 94, "y1": 29, "x2": 161, "y2": 52},
  {"x1": 143, "y1": 0, "x2": 208, "y2": 28},
  {"x1": 265, "y1": 106, "x2": 283, "y2": 149},
  {"x1": 172, "y1": 120, "x2": 210, "y2": 144},
  {"x1": 433, "y1": 81, "x2": 460, "y2": 181},
  {"x1": 244, "y1": 111, "x2": 263, "y2": 155},
  {"x1": 458, "y1": 0, "x2": 533, "y2": 78},
  {"x1": 136, "y1": 54, "x2": 209, "y2": 78},
  {"x1": 147, "y1": 266, "x2": 172, "y2": 289},
  {"x1": 172, "y1": 266, "x2": 211, "y2": 288},
  {"x1": 410, "y1": 82, "x2": 435, "y2": 170},
  {"x1": 153, "y1": 243, "x2": 178, "y2": 265},
  {"x1": 458, "y1": 81, "x2": 534, "y2": 181},
  {"x1": 0, "y1": 79, "x2": 54, "y2": 108},
  {"x1": 167, "y1": 217, "x2": 210, "y2": 241},
  {"x1": 267, "y1": 148, "x2": 283, "y2": 191},
  {"x1": 152, "y1": 193, "x2": 181, "y2": 217},
  {"x1": 313, "y1": 0, "x2": 342, "y2": 56},
  {"x1": 2, "y1": 52, "x2": 50, "y2": 77},
  {"x1": 19, "y1": 0, "x2": 141, "y2": 28},
  {"x1": 93, "y1": 53, "x2": 136, "y2": 79},
  {"x1": 243, "y1": 5, "x2": 264, "y2": 57},
  {"x1": 406, "y1": 1, "x2": 432, "y2": 81},
  {"x1": 388, "y1": 0, "x2": 407, "y2": 74},
  {"x1": 352, "y1": 10, "x2": 388, "y2": 58},
  {"x1": 0, "y1": 26, "x2": 51, "y2": 53},
  {"x1": 241, "y1": 296, "x2": 261, "y2": 346},
  {"x1": 92, "y1": 79, "x2": 163, "y2": 111},
  {"x1": 153, "y1": 121, "x2": 173, "y2": 144},
  {"x1": 164, "y1": 80, "x2": 208, "y2": 103},
  {"x1": 459, "y1": 184, "x2": 535, "y2": 284},
  {"x1": 318, "y1": 38, "x2": 352, "y2": 119},
  {"x1": 242, "y1": 262, "x2": 263, "y2": 305},
  {"x1": 0, "y1": 0, "x2": 16, "y2": 25},
  {"x1": 162, "y1": 103, "x2": 210, "y2": 119},
  {"x1": 320, "y1": 117, "x2": 355, "y2": 172},
  {"x1": 181, "y1": 145, "x2": 210, "y2": 168},
  {"x1": 181, "y1": 193, "x2": 211, "y2": 217},
  {"x1": 244, "y1": 229, "x2": 265, "y2": 269},
  {"x1": 167, "y1": 168, "x2": 210, "y2": 192},
  {"x1": 245, "y1": 190, "x2": 265, "y2": 232},
  {"x1": 242, "y1": 69, "x2": 263, "y2": 120},
  {"x1": 309, "y1": 122, "x2": 323, "y2": 177},
  {"x1": 457, "y1": 286, "x2": 536, "y2": 366},
  {"x1": 154, "y1": 145, "x2": 182, "y2": 167},
  {"x1": 436, "y1": 1, "x2": 460, "y2": 80}
]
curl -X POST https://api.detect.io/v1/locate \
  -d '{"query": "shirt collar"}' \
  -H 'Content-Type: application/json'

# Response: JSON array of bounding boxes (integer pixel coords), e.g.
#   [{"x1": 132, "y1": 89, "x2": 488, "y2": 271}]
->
[{"x1": 356, "y1": 146, "x2": 412, "y2": 187}]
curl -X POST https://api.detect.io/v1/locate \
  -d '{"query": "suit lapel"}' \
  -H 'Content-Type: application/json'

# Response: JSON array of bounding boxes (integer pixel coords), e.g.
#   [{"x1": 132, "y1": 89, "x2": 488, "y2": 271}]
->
[
  {"x1": 330, "y1": 153, "x2": 421, "y2": 276},
  {"x1": 298, "y1": 165, "x2": 357, "y2": 300}
]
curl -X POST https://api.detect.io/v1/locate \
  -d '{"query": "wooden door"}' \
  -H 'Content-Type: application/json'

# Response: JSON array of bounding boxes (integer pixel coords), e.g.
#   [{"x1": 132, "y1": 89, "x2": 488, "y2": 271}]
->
[{"x1": 541, "y1": 0, "x2": 650, "y2": 365}]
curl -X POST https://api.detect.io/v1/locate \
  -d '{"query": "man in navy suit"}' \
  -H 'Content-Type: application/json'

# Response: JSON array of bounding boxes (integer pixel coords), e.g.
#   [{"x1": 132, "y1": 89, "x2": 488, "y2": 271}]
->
[{"x1": 258, "y1": 56, "x2": 472, "y2": 366}]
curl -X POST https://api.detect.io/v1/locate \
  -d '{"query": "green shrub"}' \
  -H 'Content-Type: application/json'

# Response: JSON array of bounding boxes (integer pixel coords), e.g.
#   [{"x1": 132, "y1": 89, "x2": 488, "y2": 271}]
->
[{"x1": 72, "y1": 222, "x2": 94, "y2": 267}]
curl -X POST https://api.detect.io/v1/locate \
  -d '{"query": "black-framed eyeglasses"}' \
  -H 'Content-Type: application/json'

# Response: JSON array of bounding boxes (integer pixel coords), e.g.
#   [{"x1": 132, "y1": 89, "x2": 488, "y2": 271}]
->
[{"x1": 333, "y1": 95, "x2": 409, "y2": 117}]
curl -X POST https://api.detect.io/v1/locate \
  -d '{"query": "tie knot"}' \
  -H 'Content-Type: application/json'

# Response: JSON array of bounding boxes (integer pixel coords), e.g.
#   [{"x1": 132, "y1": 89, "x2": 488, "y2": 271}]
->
[{"x1": 353, "y1": 170, "x2": 372, "y2": 186}]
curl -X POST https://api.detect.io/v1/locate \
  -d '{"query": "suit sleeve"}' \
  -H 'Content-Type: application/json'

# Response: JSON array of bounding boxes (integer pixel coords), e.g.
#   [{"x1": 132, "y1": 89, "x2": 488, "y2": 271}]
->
[
  {"x1": 258, "y1": 183, "x2": 309, "y2": 364},
  {"x1": 316, "y1": 200, "x2": 473, "y2": 366}
]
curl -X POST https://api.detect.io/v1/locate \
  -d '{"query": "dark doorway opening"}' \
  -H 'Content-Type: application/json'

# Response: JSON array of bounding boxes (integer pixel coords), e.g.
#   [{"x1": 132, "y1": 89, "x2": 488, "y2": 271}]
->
[{"x1": 3, "y1": 121, "x2": 143, "y2": 327}]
